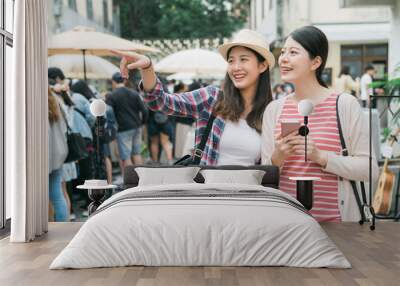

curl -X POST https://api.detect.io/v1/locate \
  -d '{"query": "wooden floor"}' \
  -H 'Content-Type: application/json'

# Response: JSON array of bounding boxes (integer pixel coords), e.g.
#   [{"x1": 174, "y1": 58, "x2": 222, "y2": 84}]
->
[{"x1": 0, "y1": 222, "x2": 399, "y2": 286}]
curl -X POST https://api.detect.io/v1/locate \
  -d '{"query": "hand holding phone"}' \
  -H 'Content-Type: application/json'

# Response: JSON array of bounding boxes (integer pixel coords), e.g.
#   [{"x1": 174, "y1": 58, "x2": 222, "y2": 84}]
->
[{"x1": 280, "y1": 120, "x2": 301, "y2": 137}]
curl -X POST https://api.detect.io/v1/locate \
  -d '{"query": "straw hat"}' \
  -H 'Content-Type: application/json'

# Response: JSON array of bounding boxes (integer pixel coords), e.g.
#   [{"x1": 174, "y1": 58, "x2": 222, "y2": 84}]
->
[{"x1": 218, "y1": 29, "x2": 275, "y2": 68}]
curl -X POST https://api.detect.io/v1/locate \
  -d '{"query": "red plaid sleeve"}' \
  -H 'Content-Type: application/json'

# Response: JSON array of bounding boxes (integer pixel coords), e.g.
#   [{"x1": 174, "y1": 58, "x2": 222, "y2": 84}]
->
[{"x1": 139, "y1": 78, "x2": 220, "y2": 119}]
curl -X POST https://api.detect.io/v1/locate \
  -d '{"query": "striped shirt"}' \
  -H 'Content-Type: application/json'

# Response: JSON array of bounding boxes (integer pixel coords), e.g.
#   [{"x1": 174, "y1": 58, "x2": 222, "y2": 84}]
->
[
  {"x1": 276, "y1": 93, "x2": 342, "y2": 222},
  {"x1": 141, "y1": 79, "x2": 224, "y2": 165}
]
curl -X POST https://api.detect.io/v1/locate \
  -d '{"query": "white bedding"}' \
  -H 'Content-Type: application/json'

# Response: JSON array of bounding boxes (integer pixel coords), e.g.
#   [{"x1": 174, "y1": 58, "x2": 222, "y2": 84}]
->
[{"x1": 50, "y1": 183, "x2": 351, "y2": 269}]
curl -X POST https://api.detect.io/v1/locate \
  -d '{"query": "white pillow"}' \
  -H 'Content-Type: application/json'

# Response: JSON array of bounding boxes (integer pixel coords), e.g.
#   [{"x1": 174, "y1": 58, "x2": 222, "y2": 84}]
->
[
  {"x1": 135, "y1": 167, "x2": 200, "y2": 186},
  {"x1": 200, "y1": 169, "x2": 266, "y2": 185}
]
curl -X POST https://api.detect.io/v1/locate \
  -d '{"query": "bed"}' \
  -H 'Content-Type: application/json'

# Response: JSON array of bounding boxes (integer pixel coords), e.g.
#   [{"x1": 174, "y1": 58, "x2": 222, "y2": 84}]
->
[{"x1": 50, "y1": 165, "x2": 350, "y2": 269}]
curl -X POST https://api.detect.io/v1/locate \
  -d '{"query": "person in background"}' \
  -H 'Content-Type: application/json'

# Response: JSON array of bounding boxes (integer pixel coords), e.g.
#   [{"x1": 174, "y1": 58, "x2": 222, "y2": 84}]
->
[
  {"x1": 69, "y1": 80, "x2": 97, "y2": 216},
  {"x1": 173, "y1": 82, "x2": 187, "y2": 94},
  {"x1": 145, "y1": 77, "x2": 175, "y2": 165},
  {"x1": 334, "y1": 65, "x2": 359, "y2": 97},
  {"x1": 284, "y1": 82, "x2": 295, "y2": 94},
  {"x1": 174, "y1": 81, "x2": 199, "y2": 158},
  {"x1": 102, "y1": 92, "x2": 119, "y2": 183},
  {"x1": 167, "y1": 79, "x2": 176, "y2": 93},
  {"x1": 49, "y1": 68, "x2": 97, "y2": 219},
  {"x1": 147, "y1": 109, "x2": 175, "y2": 165},
  {"x1": 261, "y1": 26, "x2": 378, "y2": 222},
  {"x1": 112, "y1": 29, "x2": 275, "y2": 166},
  {"x1": 70, "y1": 80, "x2": 96, "y2": 126},
  {"x1": 48, "y1": 67, "x2": 78, "y2": 220},
  {"x1": 71, "y1": 79, "x2": 96, "y2": 102},
  {"x1": 48, "y1": 87, "x2": 69, "y2": 222},
  {"x1": 106, "y1": 72, "x2": 148, "y2": 174},
  {"x1": 272, "y1": 84, "x2": 286, "y2": 100},
  {"x1": 360, "y1": 64, "x2": 375, "y2": 108}
]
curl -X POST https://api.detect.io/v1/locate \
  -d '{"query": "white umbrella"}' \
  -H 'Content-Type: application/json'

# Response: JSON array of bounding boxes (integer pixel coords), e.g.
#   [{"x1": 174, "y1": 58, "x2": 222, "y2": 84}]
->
[
  {"x1": 155, "y1": 49, "x2": 227, "y2": 77},
  {"x1": 48, "y1": 26, "x2": 160, "y2": 80},
  {"x1": 48, "y1": 54, "x2": 119, "y2": 80},
  {"x1": 48, "y1": 26, "x2": 160, "y2": 56},
  {"x1": 166, "y1": 72, "x2": 196, "y2": 81},
  {"x1": 167, "y1": 72, "x2": 225, "y2": 81}
]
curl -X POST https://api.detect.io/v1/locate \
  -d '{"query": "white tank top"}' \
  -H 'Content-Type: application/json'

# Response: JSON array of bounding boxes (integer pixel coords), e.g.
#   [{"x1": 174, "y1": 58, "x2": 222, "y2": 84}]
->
[{"x1": 217, "y1": 119, "x2": 261, "y2": 165}]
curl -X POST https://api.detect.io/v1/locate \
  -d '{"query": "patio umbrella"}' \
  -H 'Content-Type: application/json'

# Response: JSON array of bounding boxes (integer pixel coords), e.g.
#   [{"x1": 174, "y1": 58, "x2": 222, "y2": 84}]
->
[
  {"x1": 48, "y1": 54, "x2": 119, "y2": 80},
  {"x1": 167, "y1": 72, "x2": 197, "y2": 81},
  {"x1": 48, "y1": 26, "x2": 160, "y2": 80},
  {"x1": 167, "y1": 72, "x2": 225, "y2": 81},
  {"x1": 155, "y1": 49, "x2": 227, "y2": 77}
]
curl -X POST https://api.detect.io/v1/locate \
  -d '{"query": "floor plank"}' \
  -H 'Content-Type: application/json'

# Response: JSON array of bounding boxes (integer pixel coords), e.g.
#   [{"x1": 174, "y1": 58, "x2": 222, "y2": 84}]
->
[{"x1": 0, "y1": 222, "x2": 399, "y2": 286}]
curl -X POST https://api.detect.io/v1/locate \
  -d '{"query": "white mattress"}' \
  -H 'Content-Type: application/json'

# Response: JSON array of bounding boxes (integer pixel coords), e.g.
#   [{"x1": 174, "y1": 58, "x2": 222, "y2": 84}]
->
[{"x1": 50, "y1": 183, "x2": 351, "y2": 269}]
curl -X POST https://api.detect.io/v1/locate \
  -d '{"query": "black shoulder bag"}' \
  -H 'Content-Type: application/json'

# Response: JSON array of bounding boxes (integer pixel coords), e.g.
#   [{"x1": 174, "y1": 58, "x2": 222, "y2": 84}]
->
[
  {"x1": 60, "y1": 106, "x2": 89, "y2": 163},
  {"x1": 174, "y1": 114, "x2": 216, "y2": 166},
  {"x1": 336, "y1": 94, "x2": 375, "y2": 229}
]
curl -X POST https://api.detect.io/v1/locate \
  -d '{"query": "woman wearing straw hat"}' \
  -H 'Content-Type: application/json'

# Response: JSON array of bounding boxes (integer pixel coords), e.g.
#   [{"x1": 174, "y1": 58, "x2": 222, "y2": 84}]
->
[{"x1": 112, "y1": 29, "x2": 275, "y2": 166}]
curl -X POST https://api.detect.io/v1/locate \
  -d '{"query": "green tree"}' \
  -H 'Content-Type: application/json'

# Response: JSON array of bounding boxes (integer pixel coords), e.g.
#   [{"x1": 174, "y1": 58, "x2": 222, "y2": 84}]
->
[
  {"x1": 115, "y1": 0, "x2": 249, "y2": 39},
  {"x1": 158, "y1": 0, "x2": 206, "y2": 38},
  {"x1": 115, "y1": 0, "x2": 162, "y2": 39}
]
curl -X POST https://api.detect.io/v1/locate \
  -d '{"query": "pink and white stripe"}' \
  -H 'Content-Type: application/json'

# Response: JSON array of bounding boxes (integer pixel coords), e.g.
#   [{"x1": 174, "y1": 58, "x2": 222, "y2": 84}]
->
[{"x1": 276, "y1": 94, "x2": 342, "y2": 222}]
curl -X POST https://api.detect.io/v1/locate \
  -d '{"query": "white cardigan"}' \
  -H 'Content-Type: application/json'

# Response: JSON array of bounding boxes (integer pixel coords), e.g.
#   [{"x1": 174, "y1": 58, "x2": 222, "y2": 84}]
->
[{"x1": 261, "y1": 93, "x2": 379, "y2": 221}]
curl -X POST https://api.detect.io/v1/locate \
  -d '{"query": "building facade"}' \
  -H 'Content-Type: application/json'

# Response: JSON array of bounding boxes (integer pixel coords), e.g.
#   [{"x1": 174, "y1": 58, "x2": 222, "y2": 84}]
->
[
  {"x1": 249, "y1": 0, "x2": 391, "y2": 85},
  {"x1": 48, "y1": 0, "x2": 120, "y2": 36},
  {"x1": 340, "y1": 0, "x2": 400, "y2": 79}
]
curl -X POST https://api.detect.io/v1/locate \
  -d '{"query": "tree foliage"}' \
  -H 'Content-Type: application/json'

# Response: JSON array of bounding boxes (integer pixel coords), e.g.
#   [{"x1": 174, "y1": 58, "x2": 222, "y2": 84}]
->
[
  {"x1": 115, "y1": 0, "x2": 249, "y2": 39},
  {"x1": 115, "y1": 0, "x2": 162, "y2": 39}
]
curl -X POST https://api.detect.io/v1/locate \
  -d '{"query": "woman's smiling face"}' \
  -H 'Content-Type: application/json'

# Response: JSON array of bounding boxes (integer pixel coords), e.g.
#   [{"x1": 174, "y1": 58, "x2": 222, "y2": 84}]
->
[
  {"x1": 227, "y1": 46, "x2": 267, "y2": 90},
  {"x1": 278, "y1": 36, "x2": 320, "y2": 84}
]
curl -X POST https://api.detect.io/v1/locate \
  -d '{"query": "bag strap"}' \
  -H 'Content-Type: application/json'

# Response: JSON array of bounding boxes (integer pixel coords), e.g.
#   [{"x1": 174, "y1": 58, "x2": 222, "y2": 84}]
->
[
  {"x1": 336, "y1": 94, "x2": 347, "y2": 157},
  {"x1": 74, "y1": 107, "x2": 86, "y2": 118},
  {"x1": 58, "y1": 101, "x2": 73, "y2": 133},
  {"x1": 192, "y1": 113, "x2": 216, "y2": 164},
  {"x1": 336, "y1": 94, "x2": 366, "y2": 221}
]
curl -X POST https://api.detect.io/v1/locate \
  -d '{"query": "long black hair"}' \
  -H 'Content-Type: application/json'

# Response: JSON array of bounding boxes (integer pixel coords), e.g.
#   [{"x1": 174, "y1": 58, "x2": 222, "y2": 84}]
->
[
  {"x1": 71, "y1": 80, "x2": 95, "y2": 101},
  {"x1": 213, "y1": 47, "x2": 273, "y2": 133},
  {"x1": 289, "y1": 26, "x2": 329, "y2": 88}
]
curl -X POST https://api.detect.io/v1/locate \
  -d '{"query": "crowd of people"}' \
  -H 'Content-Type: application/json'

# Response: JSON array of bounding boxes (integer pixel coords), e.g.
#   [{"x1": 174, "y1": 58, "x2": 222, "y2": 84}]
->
[
  {"x1": 47, "y1": 66, "x2": 209, "y2": 221},
  {"x1": 49, "y1": 25, "x2": 380, "y2": 223}
]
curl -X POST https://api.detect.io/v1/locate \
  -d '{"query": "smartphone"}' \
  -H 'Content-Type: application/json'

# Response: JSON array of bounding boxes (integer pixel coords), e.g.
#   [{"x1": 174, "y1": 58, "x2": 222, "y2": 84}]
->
[{"x1": 281, "y1": 120, "x2": 301, "y2": 137}]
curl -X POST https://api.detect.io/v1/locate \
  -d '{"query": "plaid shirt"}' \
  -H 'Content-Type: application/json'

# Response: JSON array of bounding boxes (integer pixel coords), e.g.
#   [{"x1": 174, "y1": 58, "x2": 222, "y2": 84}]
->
[{"x1": 141, "y1": 79, "x2": 225, "y2": 165}]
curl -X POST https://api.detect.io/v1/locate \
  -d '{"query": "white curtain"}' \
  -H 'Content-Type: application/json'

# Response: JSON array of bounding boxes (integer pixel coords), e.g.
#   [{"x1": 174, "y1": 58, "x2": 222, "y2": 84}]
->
[{"x1": 8, "y1": 0, "x2": 48, "y2": 242}]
